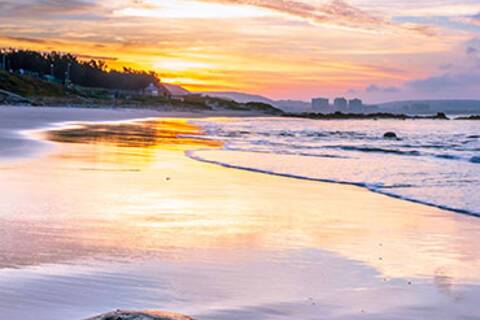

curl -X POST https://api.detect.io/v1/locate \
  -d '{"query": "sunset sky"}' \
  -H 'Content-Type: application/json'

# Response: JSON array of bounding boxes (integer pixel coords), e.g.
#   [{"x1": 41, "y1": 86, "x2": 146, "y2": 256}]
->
[{"x1": 1, "y1": 0, "x2": 480, "y2": 102}]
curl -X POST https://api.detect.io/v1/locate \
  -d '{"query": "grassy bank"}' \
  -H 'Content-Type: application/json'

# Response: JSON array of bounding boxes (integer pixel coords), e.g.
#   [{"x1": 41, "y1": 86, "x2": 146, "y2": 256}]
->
[{"x1": 0, "y1": 70, "x2": 66, "y2": 97}]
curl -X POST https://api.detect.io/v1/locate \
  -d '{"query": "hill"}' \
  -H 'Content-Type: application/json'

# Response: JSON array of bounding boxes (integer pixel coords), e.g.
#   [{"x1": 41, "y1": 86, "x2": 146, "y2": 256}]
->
[
  {"x1": 201, "y1": 91, "x2": 276, "y2": 104},
  {"x1": 163, "y1": 84, "x2": 190, "y2": 96},
  {"x1": 200, "y1": 91, "x2": 311, "y2": 112}
]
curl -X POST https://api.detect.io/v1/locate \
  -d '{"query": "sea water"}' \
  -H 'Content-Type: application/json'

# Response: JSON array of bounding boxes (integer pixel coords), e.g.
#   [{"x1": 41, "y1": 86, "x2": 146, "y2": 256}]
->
[{"x1": 194, "y1": 118, "x2": 480, "y2": 216}]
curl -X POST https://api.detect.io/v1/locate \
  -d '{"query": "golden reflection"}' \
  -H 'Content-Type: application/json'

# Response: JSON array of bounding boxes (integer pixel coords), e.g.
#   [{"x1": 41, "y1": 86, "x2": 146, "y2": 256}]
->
[
  {"x1": 43, "y1": 119, "x2": 222, "y2": 149},
  {"x1": 38, "y1": 119, "x2": 222, "y2": 168}
]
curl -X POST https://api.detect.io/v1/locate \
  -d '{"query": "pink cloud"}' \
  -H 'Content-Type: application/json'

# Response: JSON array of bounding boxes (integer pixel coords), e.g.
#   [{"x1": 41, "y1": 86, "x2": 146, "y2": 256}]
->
[{"x1": 202, "y1": 0, "x2": 436, "y2": 35}]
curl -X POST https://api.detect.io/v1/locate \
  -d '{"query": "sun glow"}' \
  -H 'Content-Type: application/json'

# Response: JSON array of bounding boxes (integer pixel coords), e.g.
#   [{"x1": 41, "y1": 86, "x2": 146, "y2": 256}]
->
[{"x1": 154, "y1": 59, "x2": 214, "y2": 72}]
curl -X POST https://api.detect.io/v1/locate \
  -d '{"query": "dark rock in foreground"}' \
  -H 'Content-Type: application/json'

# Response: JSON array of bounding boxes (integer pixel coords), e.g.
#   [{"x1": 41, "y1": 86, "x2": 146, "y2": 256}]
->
[
  {"x1": 383, "y1": 132, "x2": 398, "y2": 139},
  {"x1": 85, "y1": 310, "x2": 195, "y2": 320}
]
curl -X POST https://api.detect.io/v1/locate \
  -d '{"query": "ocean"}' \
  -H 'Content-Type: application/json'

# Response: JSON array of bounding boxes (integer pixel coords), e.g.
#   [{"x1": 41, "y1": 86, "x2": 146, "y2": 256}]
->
[{"x1": 194, "y1": 117, "x2": 480, "y2": 216}]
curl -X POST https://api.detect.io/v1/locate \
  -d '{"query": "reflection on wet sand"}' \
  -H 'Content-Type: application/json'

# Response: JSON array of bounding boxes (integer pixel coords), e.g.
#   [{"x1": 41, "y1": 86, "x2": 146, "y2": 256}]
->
[
  {"x1": 44, "y1": 119, "x2": 222, "y2": 149},
  {"x1": 39, "y1": 119, "x2": 223, "y2": 168},
  {"x1": 1, "y1": 119, "x2": 480, "y2": 319}
]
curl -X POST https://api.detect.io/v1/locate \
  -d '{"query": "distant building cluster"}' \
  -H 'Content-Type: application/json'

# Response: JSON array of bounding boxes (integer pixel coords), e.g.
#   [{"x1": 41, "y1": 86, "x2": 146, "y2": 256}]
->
[{"x1": 311, "y1": 97, "x2": 377, "y2": 114}]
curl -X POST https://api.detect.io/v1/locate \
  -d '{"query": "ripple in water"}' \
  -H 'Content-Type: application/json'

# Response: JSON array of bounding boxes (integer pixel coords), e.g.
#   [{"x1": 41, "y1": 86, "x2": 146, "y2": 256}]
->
[{"x1": 195, "y1": 118, "x2": 480, "y2": 216}]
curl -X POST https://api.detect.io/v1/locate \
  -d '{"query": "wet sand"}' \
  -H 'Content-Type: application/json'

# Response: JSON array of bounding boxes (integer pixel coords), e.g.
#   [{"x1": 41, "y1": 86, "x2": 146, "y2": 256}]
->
[
  {"x1": 0, "y1": 109, "x2": 480, "y2": 319},
  {"x1": 0, "y1": 106, "x2": 264, "y2": 159}
]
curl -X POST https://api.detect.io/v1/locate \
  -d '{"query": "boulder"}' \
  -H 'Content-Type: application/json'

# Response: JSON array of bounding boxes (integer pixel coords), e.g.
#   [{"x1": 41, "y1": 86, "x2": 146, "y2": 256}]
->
[
  {"x1": 383, "y1": 132, "x2": 398, "y2": 139},
  {"x1": 85, "y1": 310, "x2": 195, "y2": 320},
  {"x1": 435, "y1": 112, "x2": 449, "y2": 120}
]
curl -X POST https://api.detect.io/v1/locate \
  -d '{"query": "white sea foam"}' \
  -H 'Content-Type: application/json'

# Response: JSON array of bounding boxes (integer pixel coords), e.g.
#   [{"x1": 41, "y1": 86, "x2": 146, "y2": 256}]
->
[{"x1": 193, "y1": 117, "x2": 480, "y2": 216}]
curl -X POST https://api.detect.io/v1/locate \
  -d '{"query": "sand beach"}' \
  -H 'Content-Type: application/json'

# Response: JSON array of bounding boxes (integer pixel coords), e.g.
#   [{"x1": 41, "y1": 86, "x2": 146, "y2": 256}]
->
[{"x1": 0, "y1": 106, "x2": 479, "y2": 319}]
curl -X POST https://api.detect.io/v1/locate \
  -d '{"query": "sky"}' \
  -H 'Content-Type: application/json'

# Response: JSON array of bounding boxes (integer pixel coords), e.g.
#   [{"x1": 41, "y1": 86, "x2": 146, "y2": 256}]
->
[{"x1": 0, "y1": 0, "x2": 480, "y2": 103}]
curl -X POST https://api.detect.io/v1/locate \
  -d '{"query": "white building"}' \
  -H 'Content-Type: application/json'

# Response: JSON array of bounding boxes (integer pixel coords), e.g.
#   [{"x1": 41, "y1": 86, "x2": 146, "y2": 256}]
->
[
  {"x1": 144, "y1": 83, "x2": 172, "y2": 98},
  {"x1": 144, "y1": 83, "x2": 159, "y2": 96}
]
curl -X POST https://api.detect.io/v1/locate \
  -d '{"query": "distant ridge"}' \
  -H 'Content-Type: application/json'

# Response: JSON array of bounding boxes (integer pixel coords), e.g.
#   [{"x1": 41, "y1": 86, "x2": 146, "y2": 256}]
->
[
  {"x1": 378, "y1": 99, "x2": 480, "y2": 114},
  {"x1": 199, "y1": 93, "x2": 480, "y2": 115},
  {"x1": 163, "y1": 83, "x2": 190, "y2": 96},
  {"x1": 200, "y1": 91, "x2": 275, "y2": 104},
  {"x1": 200, "y1": 91, "x2": 311, "y2": 112}
]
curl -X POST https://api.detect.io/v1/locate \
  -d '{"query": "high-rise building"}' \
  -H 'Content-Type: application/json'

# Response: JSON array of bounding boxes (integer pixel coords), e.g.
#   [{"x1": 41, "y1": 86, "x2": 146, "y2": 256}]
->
[
  {"x1": 312, "y1": 97, "x2": 329, "y2": 112},
  {"x1": 333, "y1": 97, "x2": 348, "y2": 112},
  {"x1": 348, "y1": 98, "x2": 364, "y2": 113}
]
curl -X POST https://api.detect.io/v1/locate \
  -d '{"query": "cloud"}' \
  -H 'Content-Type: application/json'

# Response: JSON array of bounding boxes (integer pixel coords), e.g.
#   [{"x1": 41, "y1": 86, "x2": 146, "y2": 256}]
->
[
  {"x1": 447, "y1": 11, "x2": 480, "y2": 28},
  {"x1": 30, "y1": 0, "x2": 94, "y2": 13},
  {"x1": 346, "y1": 88, "x2": 357, "y2": 94},
  {"x1": 202, "y1": 0, "x2": 436, "y2": 35},
  {"x1": 466, "y1": 13, "x2": 480, "y2": 26},
  {"x1": 76, "y1": 54, "x2": 118, "y2": 61},
  {"x1": 0, "y1": 0, "x2": 101, "y2": 19},
  {"x1": 467, "y1": 46, "x2": 477, "y2": 54},
  {"x1": 1, "y1": 36, "x2": 50, "y2": 45},
  {"x1": 0, "y1": 35, "x2": 69, "y2": 48},
  {"x1": 439, "y1": 63, "x2": 453, "y2": 70},
  {"x1": 366, "y1": 84, "x2": 400, "y2": 93},
  {"x1": 466, "y1": 38, "x2": 480, "y2": 56},
  {"x1": 407, "y1": 72, "x2": 480, "y2": 92}
]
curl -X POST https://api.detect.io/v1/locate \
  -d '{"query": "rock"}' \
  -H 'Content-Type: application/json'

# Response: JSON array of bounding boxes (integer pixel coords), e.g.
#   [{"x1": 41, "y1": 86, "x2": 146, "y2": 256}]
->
[
  {"x1": 435, "y1": 112, "x2": 449, "y2": 120},
  {"x1": 470, "y1": 156, "x2": 480, "y2": 164},
  {"x1": 85, "y1": 310, "x2": 195, "y2": 320},
  {"x1": 383, "y1": 132, "x2": 398, "y2": 139}
]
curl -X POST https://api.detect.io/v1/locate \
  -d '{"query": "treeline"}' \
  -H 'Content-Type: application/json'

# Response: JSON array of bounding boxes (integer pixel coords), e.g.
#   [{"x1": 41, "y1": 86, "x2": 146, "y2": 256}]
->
[{"x1": 0, "y1": 49, "x2": 158, "y2": 91}]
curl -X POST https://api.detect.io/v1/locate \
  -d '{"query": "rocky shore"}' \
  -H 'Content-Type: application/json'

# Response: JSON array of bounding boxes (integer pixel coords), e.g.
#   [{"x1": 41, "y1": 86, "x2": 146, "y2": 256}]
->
[
  {"x1": 283, "y1": 111, "x2": 450, "y2": 120},
  {"x1": 455, "y1": 115, "x2": 480, "y2": 120}
]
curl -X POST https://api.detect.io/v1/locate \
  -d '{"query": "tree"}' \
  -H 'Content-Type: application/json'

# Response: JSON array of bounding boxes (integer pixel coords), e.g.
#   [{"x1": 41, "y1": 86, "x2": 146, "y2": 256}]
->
[{"x1": 4, "y1": 48, "x2": 159, "y2": 91}]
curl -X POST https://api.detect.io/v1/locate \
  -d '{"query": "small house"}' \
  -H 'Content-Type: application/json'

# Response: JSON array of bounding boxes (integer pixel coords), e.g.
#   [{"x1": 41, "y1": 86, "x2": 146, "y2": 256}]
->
[{"x1": 144, "y1": 83, "x2": 171, "y2": 98}]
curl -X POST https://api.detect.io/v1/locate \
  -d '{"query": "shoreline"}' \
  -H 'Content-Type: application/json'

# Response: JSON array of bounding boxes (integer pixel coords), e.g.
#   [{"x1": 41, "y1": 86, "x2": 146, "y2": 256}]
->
[{"x1": 188, "y1": 149, "x2": 480, "y2": 218}]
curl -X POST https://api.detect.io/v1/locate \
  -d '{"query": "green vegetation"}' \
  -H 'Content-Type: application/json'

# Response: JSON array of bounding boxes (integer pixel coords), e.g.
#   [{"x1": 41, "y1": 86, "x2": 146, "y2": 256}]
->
[
  {"x1": 245, "y1": 102, "x2": 283, "y2": 114},
  {"x1": 2, "y1": 49, "x2": 157, "y2": 91},
  {"x1": 0, "y1": 70, "x2": 66, "y2": 97}
]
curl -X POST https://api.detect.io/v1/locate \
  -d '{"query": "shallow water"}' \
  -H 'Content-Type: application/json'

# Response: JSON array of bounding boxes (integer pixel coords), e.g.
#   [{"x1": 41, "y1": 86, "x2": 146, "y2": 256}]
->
[
  {"x1": 1, "y1": 118, "x2": 480, "y2": 319},
  {"x1": 194, "y1": 117, "x2": 480, "y2": 216}
]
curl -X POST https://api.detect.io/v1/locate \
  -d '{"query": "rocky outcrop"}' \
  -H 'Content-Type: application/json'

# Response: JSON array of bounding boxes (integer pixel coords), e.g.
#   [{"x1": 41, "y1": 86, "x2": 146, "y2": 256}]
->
[{"x1": 85, "y1": 310, "x2": 195, "y2": 320}]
